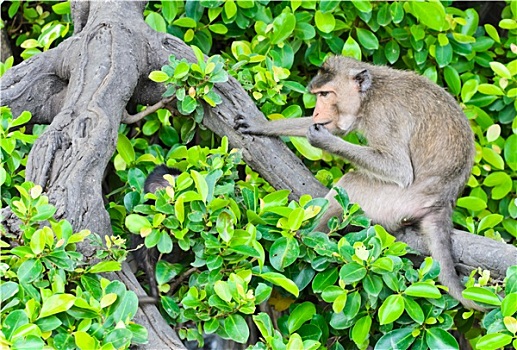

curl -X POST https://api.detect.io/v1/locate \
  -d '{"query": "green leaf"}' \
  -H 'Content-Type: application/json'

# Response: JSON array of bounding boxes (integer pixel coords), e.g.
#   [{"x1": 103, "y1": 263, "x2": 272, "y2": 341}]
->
[
  {"x1": 463, "y1": 287, "x2": 501, "y2": 306},
  {"x1": 461, "y1": 79, "x2": 478, "y2": 103},
  {"x1": 482, "y1": 147, "x2": 505, "y2": 170},
  {"x1": 377, "y1": 4, "x2": 392, "y2": 26},
  {"x1": 286, "y1": 333, "x2": 304, "y2": 350},
  {"x1": 253, "y1": 313, "x2": 274, "y2": 339},
  {"x1": 52, "y1": 2, "x2": 70, "y2": 15},
  {"x1": 501, "y1": 293, "x2": 517, "y2": 316},
  {"x1": 258, "y1": 272, "x2": 299, "y2": 297},
  {"x1": 489, "y1": 62, "x2": 512, "y2": 79},
  {"x1": 216, "y1": 211, "x2": 234, "y2": 243},
  {"x1": 74, "y1": 331, "x2": 97, "y2": 350},
  {"x1": 191, "y1": 170, "x2": 208, "y2": 202},
  {"x1": 149, "y1": 71, "x2": 169, "y2": 83},
  {"x1": 125, "y1": 214, "x2": 151, "y2": 234},
  {"x1": 404, "y1": 282, "x2": 442, "y2": 299},
  {"x1": 30, "y1": 229, "x2": 45, "y2": 255},
  {"x1": 342, "y1": 36, "x2": 362, "y2": 60},
  {"x1": 312, "y1": 268, "x2": 339, "y2": 293},
  {"x1": 435, "y1": 43, "x2": 452, "y2": 68},
  {"x1": 224, "y1": 0, "x2": 237, "y2": 18},
  {"x1": 476, "y1": 333, "x2": 513, "y2": 350},
  {"x1": 332, "y1": 292, "x2": 348, "y2": 313},
  {"x1": 116, "y1": 133, "x2": 135, "y2": 165},
  {"x1": 10, "y1": 111, "x2": 32, "y2": 128},
  {"x1": 456, "y1": 196, "x2": 487, "y2": 212},
  {"x1": 484, "y1": 24, "x2": 500, "y2": 43},
  {"x1": 384, "y1": 40, "x2": 400, "y2": 64},
  {"x1": 174, "y1": 62, "x2": 190, "y2": 79},
  {"x1": 145, "y1": 11, "x2": 167, "y2": 33},
  {"x1": 3, "y1": 310, "x2": 28, "y2": 340},
  {"x1": 271, "y1": 13, "x2": 296, "y2": 44},
  {"x1": 351, "y1": 0, "x2": 372, "y2": 13},
  {"x1": 89, "y1": 261, "x2": 121, "y2": 274},
  {"x1": 443, "y1": 66, "x2": 461, "y2": 96},
  {"x1": 410, "y1": 1, "x2": 447, "y2": 31},
  {"x1": 181, "y1": 95, "x2": 198, "y2": 115},
  {"x1": 173, "y1": 17, "x2": 197, "y2": 28},
  {"x1": 262, "y1": 190, "x2": 290, "y2": 211},
  {"x1": 425, "y1": 328, "x2": 458, "y2": 350},
  {"x1": 270, "y1": 237, "x2": 300, "y2": 271},
  {"x1": 295, "y1": 22, "x2": 316, "y2": 40},
  {"x1": 290, "y1": 137, "x2": 323, "y2": 161},
  {"x1": 339, "y1": 262, "x2": 367, "y2": 284},
  {"x1": 17, "y1": 259, "x2": 43, "y2": 284},
  {"x1": 351, "y1": 315, "x2": 372, "y2": 348},
  {"x1": 505, "y1": 135, "x2": 517, "y2": 171},
  {"x1": 224, "y1": 314, "x2": 249, "y2": 344},
  {"x1": 0, "y1": 281, "x2": 19, "y2": 303},
  {"x1": 478, "y1": 214, "x2": 503, "y2": 232},
  {"x1": 209, "y1": 23, "x2": 228, "y2": 35},
  {"x1": 287, "y1": 207, "x2": 304, "y2": 231},
  {"x1": 356, "y1": 28, "x2": 379, "y2": 50},
  {"x1": 287, "y1": 302, "x2": 316, "y2": 334},
  {"x1": 39, "y1": 294, "x2": 76, "y2": 318},
  {"x1": 375, "y1": 327, "x2": 414, "y2": 350},
  {"x1": 214, "y1": 281, "x2": 232, "y2": 302},
  {"x1": 403, "y1": 296, "x2": 425, "y2": 324},
  {"x1": 478, "y1": 84, "x2": 504, "y2": 96},
  {"x1": 378, "y1": 294, "x2": 404, "y2": 325},
  {"x1": 315, "y1": 11, "x2": 336, "y2": 34}
]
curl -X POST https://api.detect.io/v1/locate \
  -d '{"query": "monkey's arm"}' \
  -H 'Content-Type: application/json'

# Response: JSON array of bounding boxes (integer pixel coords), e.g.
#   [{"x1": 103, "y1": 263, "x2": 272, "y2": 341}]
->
[
  {"x1": 308, "y1": 124, "x2": 413, "y2": 187},
  {"x1": 235, "y1": 114, "x2": 313, "y2": 137}
]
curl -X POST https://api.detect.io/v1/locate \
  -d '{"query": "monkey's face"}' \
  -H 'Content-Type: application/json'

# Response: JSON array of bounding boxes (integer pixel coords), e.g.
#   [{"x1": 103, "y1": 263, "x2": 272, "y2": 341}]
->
[{"x1": 310, "y1": 79, "x2": 361, "y2": 135}]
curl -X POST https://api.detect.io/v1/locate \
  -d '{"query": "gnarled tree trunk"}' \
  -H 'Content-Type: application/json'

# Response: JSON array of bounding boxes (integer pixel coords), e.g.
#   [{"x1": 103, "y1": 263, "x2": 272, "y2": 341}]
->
[{"x1": 1, "y1": 1, "x2": 515, "y2": 349}]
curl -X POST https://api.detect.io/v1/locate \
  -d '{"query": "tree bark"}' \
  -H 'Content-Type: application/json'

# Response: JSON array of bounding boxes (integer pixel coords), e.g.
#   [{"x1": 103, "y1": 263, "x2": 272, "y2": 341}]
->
[{"x1": 1, "y1": 0, "x2": 515, "y2": 349}]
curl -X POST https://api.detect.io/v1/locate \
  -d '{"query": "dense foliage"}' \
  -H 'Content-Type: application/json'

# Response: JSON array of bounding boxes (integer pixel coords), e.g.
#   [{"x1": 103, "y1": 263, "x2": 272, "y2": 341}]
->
[{"x1": 1, "y1": 1, "x2": 516, "y2": 349}]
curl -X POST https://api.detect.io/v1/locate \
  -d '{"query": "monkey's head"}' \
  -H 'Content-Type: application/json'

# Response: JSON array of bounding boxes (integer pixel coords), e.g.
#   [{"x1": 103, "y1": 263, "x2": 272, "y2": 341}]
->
[
  {"x1": 144, "y1": 165, "x2": 181, "y2": 194},
  {"x1": 308, "y1": 56, "x2": 372, "y2": 135}
]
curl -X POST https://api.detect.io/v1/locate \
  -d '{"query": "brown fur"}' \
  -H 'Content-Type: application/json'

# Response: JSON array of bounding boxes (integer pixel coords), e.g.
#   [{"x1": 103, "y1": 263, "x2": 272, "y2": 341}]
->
[{"x1": 235, "y1": 56, "x2": 482, "y2": 310}]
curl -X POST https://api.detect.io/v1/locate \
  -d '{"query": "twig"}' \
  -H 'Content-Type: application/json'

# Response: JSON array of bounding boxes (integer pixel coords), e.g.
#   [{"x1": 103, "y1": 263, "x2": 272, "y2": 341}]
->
[{"x1": 122, "y1": 96, "x2": 176, "y2": 124}]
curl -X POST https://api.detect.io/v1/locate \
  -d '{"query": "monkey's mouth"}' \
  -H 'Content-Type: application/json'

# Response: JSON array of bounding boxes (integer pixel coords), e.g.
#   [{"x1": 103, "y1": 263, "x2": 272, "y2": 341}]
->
[{"x1": 316, "y1": 121, "x2": 332, "y2": 126}]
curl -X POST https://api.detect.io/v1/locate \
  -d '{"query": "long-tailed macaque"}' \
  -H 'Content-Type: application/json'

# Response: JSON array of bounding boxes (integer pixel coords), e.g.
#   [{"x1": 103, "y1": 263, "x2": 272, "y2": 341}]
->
[
  {"x1": 234, "y1": 56, "x2": 482, "y2": 311},
  {"x1": 133, "y1": 165, "x2": 180, "y2": 301}
]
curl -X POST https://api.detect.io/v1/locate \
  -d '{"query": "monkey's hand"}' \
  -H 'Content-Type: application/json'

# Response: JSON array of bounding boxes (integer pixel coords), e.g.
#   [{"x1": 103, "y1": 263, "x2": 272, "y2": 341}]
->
[
  {"x1": 234, "y1": 114, "x2": 265, "y2": 135},
  {"x1": 307, "y1": 123, "x2": 335, "y2": 149}
]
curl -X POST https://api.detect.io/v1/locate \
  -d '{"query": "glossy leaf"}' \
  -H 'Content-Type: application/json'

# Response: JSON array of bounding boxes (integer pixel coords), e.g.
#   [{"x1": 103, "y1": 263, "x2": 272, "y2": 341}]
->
[
  {"x1": 463, "y1": 287, "x2": 501, "y2": 306},
  {"x1": 374, "y1": 327, "x2": 414, "y2": 350},
  {"x1": 224, "y1": 314, "x2": 250, "y2": 344},
  {"x1": 339, "y1": 262, "x2": 367, "y2": 284},
  {"x1": 378, "y1": 294, "x2": 405, "y2": 325},
  {"x1": 287, "y1": 302, "x2": 316, "y2": 334},
  {"x1": 258, "y1": 272, "x2": 299, "y2": 297},
  {"x1": 39, "y1": 294, "x2": 76, "y2": 318},
  {"x1": 404, "y1": 282, "x2": 442, "y2": 299},
  {"x1": 476, "y1": 333, "x2": 513, "y2": 350},
  {"x1": 425, "y1": 328, "x2": 459, "y2": 350}
]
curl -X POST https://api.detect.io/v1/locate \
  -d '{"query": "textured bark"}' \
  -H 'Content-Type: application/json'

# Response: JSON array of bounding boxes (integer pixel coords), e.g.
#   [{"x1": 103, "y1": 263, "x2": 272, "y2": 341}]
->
[
  {"x1": 1, "y1": 0, "x2": 515, "y2": 348},
  {"x1": 1, "y1": 28, "x2": 13, "y2": 62}
]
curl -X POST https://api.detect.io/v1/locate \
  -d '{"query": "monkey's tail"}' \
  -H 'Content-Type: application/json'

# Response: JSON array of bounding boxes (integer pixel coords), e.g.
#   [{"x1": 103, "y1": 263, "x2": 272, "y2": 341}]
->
[{"x1": 421, "y1": 207, "x2": 485, "y2": 312}]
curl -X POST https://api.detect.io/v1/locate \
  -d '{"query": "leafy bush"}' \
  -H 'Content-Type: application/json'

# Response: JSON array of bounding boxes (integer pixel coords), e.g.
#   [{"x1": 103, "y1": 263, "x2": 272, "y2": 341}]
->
[
  {"x1": 1, "y1": 1, "x2": 516, "y2": 349},
  {"x1": 0, "y1": 182, "x2": 147, "y2": 349}
]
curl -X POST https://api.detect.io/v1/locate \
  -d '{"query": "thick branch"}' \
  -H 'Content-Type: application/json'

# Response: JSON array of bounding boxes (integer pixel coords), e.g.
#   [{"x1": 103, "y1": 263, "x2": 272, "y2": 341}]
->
[{"x1": 0, "y1": 47, "x2": 68, "y2": 124}]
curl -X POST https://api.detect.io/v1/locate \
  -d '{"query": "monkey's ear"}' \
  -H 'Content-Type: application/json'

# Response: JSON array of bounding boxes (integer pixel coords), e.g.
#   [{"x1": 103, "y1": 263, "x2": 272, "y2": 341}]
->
[{"x1": 351, "y1": 69, "x2": 372, "y2": 93}]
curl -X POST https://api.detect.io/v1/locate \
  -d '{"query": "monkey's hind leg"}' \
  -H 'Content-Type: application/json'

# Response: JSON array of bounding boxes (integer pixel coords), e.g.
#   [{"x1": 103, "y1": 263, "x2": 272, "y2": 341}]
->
[{"x1": 420, "y1": 209, "x2": 485, "y2": 311}]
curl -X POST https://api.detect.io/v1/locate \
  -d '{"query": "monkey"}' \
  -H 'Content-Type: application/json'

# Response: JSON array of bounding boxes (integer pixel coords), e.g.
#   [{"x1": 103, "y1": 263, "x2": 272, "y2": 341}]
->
[
  {"x1": 132, "y1": 164, "x2": 180, "y2": 303},
  {"x1": 234, "y1": 55, "x2": 483, "y2": 311}
]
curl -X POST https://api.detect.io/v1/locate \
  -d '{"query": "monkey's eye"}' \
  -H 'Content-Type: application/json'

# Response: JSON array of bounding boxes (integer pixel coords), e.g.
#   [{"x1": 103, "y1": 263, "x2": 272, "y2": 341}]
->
[{"x1": 318, "y1": 91, "x2": 330, "y2": 97}]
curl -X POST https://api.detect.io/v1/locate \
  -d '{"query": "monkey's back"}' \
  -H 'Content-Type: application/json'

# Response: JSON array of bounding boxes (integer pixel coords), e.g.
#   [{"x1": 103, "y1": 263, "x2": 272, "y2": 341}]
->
[{"x1": 360, "y1": 64, "x2": 474, "y2": 196}]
